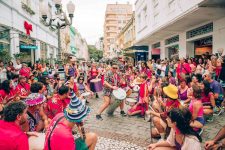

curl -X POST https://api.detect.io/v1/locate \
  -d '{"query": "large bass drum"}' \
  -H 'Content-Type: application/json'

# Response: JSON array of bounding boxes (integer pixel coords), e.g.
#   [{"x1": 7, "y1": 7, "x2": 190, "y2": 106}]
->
[
  {"x1": 90, "y1": 79, "x2": 103, "y2": 92},
  {"x1": 107, "y1": 88, "x2": 126, "y2": 115}
]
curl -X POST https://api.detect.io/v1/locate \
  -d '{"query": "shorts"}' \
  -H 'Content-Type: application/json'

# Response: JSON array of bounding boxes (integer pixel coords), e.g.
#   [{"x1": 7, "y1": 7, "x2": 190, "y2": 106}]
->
[
  {"x1": 75, "y1": 137, "x2": 88, "y2": 150},
  {"x1": 216, "y1": 99, "x2": 224, "y2": 107},
  {"x1": 196, "y1": 117, "x2": 205, "y2": 125}
]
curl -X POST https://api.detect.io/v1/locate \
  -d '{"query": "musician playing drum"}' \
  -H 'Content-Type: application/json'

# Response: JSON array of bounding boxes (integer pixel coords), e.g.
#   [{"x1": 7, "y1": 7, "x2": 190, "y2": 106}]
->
[{"x1": 96, "y1": 63, "x2": 126, "y2": 120}]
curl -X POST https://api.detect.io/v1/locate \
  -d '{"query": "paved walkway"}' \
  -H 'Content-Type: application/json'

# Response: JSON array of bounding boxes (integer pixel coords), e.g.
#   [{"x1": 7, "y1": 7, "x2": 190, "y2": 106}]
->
[{"x1": 81, "y1": 93, "x2": 225, "y2": 149}]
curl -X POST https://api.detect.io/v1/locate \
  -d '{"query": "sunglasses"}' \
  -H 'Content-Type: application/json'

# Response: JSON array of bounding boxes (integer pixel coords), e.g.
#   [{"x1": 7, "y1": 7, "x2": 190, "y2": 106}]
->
[
  {"x1": 112, "y1": 67, "x2": 118, "y2": 69},
  {"x1": 79, "y1": 78, "x2": 84, "y2": 80}
]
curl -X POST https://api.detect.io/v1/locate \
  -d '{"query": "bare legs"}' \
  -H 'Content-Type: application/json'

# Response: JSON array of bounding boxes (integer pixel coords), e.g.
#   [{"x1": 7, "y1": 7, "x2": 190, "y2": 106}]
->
[
  {"x1": 85, "y1": 132, "x2": 98, "y2": 150},
  {"x1": 97, "y1": 96, "x2": 110, "y2": 115}
]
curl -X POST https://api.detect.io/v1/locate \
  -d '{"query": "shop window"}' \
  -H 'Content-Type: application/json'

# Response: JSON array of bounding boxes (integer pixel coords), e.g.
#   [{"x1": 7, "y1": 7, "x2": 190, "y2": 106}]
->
[
  {"x1": 186, "y1": 23, "x2": 213, "y2": 39},
  {"x1": 165, "y1": 35, "x2": 179, "y2": 45},
  {"x1": 153, "y1": 42, "x2": 160, "y2": 48},
  {"x1": 0, "y1": 29, "x2": 10, "y2": 51}
]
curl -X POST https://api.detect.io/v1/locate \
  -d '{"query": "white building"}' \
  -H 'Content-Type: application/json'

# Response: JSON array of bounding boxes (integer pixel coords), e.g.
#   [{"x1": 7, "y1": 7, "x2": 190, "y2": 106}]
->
[
  {"x1": 0, "y1": 0, "x2": 58, "y2": 65},
  {"x1": 135, "y1": 0, "x2": 225, "y2": 60},
  {"x1": 95, "y1": 37, "x2": 104, "y2": 51},
  {"x1": 74, "y1": 29, "x2": 89, "y2": 61}
]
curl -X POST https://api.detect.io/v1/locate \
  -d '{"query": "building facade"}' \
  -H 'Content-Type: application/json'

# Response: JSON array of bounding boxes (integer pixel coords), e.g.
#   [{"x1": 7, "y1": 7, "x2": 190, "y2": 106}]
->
[
  {"x1": 103, "y1": 3, "x2": 133, "y2": 58},
  {"x1": 135, "y1": 0, "x2": 225, "y2": 60},
  {"x1": 74, "y1": 29, "x2": 89, "y2": 61},
  {"x1": 117, "y1": 12, "x2": 136, "y2": 51},
  {"x1": 95, "y1": 37, "x2": 104, "y2": 51},
  {"x1": 0, "y1": 0, "x2": 58, "y2": 65}
]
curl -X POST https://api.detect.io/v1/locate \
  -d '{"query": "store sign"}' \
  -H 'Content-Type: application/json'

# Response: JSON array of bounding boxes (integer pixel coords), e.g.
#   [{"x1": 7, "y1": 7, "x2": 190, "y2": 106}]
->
[{"x1": 20, "y1": 45, "x2": 37, "y2": 49}]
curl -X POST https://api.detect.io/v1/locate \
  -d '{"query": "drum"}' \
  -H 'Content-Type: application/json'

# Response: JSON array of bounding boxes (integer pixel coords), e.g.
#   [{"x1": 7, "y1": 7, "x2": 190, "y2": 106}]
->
[
  {"x1": 107, "y1": 88, "x2": 126, "y2": 115},
  {"x1": 80, "y1": 92, "x2": 91, "y2": 97},
  {"x1": 29, "y1": 133, "x2": 45, "y2": 150},
  {"x1": 133, "y1": 85, "x2": 140, "y2": 92},
  {"x1": 90, "y1": 79, "x2": 103, "y2": 92},
  {"x1": 126, "y1": 89, "x2": 132, "y2": 97},
  {"x1": 125, "y1": 98, "x2": 137, "y2": 106}
]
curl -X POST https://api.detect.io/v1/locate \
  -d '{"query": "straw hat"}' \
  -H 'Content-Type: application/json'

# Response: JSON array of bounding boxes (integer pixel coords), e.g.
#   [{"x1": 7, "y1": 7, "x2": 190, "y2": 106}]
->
[
  {"x1": 163, "y1": 84, "x2": 178, "y2": 100},
  {"x1": 64, "y1": 92, "x2": 90, "y2": 123}
]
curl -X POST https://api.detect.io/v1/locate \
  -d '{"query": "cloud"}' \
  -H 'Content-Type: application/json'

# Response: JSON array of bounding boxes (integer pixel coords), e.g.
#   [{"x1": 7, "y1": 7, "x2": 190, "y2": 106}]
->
[{"x1": 62, "y1": 0, "x2": 135, "y2": 45}]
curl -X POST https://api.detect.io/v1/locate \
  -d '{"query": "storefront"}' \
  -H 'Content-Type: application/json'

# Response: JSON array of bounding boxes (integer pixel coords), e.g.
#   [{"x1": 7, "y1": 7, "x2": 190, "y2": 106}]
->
[
  {"x1": 123, "y1": 46, "x2": 149, "y2": 65},
  {"x1": 0, "y1": 27, "x2": 10, "y2": 52},
  {"x1": 194, "y1": 36, "x2": 212, "y2": 57},
  {"x1": 19, "y1": 34, "x2": 37, "y2": 66},
  {"x1": 151, "y1": 42, "x2": 161, "y2": 60},
  {"x1": 165, "y1": 35, "x2": 179, "y2": 59}
]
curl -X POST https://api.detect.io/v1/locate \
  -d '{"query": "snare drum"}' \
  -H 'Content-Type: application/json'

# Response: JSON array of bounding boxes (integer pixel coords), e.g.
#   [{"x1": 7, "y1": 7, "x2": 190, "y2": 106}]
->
[
  {"x1": 29, "y1": 133, "x2": 45, "y2": 150},
  {"x1": 125, "y1": 98, "x2": 137, "y2": 106},
  {"x1": 80, "y1": 92, "x2": 91, "y2": 97},
  {"x1": 107, "y1": 88, "x2": 126, "y2": 115},
  {"x1": 112, "y1": 88, "x2": 126, "y2": 100},
  {"x1": 133, "y1": 85, "x2": 140, "y2": 92},
  {"x1": 90, "y1": 79, "x2": 103, "y2": 92}
]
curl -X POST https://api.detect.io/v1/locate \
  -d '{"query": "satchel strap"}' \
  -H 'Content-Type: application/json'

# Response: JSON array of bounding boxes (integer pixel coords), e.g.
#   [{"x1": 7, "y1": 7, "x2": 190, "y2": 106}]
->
[{"x1": 48, "y1": 116, "x2": 64, "y2": 150}]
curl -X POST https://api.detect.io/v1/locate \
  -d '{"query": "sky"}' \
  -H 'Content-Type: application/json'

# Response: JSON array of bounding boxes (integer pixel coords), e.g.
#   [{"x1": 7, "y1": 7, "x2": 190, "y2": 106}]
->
[{"x1": 62, "y1": 0, "x2": 135, "y2": 45}]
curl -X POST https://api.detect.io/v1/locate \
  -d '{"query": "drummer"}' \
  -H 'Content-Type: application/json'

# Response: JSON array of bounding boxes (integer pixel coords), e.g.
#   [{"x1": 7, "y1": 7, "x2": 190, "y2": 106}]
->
[
  {"x1": 127, "y1": 73, "x2": 149, "y2": 116},
  {"x1": 96, "y1": 63, "x2": 126, "y2": 120},
  {"x1": 88, "y1": 63, "x2": 100, "y2": 98}
]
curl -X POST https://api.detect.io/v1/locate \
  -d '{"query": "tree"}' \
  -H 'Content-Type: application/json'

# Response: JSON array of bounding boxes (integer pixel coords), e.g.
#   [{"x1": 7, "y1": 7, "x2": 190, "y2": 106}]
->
[
  {"x1": 88, "y1": 45, "x2": 103, "y2": 62},
  {"x1": 0, "y1": 50, "x2": 12, "y2": 63}
]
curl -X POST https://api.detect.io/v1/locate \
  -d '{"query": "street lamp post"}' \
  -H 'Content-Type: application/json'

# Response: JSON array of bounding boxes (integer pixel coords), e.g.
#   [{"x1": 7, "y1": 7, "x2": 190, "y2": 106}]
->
[{"x1": 40, "y1": 0, "x2": 75, "y2": 79}]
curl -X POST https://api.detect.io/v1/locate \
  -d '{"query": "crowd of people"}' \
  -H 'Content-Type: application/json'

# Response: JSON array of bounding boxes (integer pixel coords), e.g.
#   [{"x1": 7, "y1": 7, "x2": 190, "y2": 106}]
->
[{"x1": 0, "y1": 52, "x2": 225, "y2": 150}]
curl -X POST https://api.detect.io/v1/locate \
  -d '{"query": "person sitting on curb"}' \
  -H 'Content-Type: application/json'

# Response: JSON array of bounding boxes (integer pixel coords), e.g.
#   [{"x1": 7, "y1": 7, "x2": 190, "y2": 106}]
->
[
  {"x1": 146, "y1": 84, "x2": 181, "y2": 140},
  {"x1": 148, "y1": 108, "x2": 202, "y2": 150},
  {"x1": 0, "y1": 101, "x2": 38, "y2": 150},
  {"x1": 44, "y1": 92, "x2": 97, "y2": 150}
]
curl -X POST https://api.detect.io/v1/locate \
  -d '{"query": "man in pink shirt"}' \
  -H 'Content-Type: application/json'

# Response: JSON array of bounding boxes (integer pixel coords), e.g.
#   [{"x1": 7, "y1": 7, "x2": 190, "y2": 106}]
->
[
  {"x1": 0, "y1": 101, "x2": 29, "y2": 150},
  {"x1": 176, "y1": 58, "x2": 191, "y2": 80}
]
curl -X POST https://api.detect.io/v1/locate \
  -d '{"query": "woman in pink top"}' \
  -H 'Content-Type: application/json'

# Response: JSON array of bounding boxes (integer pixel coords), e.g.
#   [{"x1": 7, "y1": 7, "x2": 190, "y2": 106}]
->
[
  {"x1": 189, "y1": 85, "x2": 205, "y2": 131},
  {"x1": 201, "y1": 80, "x2": 215, "y2": 116}
]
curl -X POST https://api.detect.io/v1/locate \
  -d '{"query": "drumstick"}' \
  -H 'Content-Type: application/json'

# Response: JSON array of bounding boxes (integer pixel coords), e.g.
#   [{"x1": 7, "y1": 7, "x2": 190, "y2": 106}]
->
[{"x1": 149, "y1": 105, "x2": 156, "y2": 112}]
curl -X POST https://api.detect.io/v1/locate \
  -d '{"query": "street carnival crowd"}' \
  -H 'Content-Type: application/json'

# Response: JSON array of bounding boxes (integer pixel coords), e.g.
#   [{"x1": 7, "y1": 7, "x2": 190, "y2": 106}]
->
[{"x1": 0, "y1": 52, "x2": 225, "y2": 150}]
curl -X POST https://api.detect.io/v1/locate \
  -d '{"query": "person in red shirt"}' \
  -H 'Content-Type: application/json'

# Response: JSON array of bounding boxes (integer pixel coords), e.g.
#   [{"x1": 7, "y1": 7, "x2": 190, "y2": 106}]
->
[
  {"x1": 146, "y1": 84, "x2": 181, "y2": 139},
  {"x1": 0, "y1": 101, "x2": 29, "y2": 150},
  {"x1": 45, "y1": 86, "x2": 70, "y2": 119},
  {"x1": 0, "y1": 80, "x2": 18, "y2": 104},
  {"x1": 19, "y1": 63, "x2": 31, "y2": 78},
  {"x1": 44, "y1": 92, "x2": 97, "y2": 150},
  {"x1": 176, "y1": 58, "x2": 191, "y2": 80},
  {"x1": 128, "y1": 73, "x2": 149, "y2": 116},
  {"x1": 16, "y1": 76, "x2": 30, "y2": 100}
]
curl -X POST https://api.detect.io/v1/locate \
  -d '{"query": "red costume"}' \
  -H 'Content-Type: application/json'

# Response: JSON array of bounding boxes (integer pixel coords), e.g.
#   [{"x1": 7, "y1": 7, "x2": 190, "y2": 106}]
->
[{"x1": 45, "y1": 94, "x2": 69, "y2": 119}]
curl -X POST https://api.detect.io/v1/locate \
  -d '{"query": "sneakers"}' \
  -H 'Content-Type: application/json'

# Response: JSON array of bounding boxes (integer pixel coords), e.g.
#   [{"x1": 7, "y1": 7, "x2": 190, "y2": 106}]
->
[
  {"x1": 95, "y1": 94, "x2": 99, "y2": 99},
  {"x1": 214, "y1": 107, "x2": 225, "y2": 116},
  {"x1": 206, "y1": 115, "x2": 214, "y2": 122},
  {"x1": 120, "y1": 110, "x2": 127, "y2": 116},
  {"x1": 96, "y1": 114, "x2": 103, "y2": 120}
]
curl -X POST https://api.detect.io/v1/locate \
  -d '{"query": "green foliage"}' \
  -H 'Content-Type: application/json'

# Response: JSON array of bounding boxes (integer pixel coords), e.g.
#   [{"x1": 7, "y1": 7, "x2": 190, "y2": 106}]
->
[
  {"x1": 0, "y1": 50, "x2": 12, "y2": 63},
  {"x1": 13, "y1": 52, "x2": 29, "y2": 60},
  {"x1": 88, "y1": 45, "x2": 103, "y2": 62}
]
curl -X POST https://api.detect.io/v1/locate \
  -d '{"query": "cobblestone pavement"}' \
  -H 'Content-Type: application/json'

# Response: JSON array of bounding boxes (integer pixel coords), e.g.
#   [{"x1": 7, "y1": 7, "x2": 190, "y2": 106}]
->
[{"x1": 81, "y1": 92, "x2": 225, "y2": 149}]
